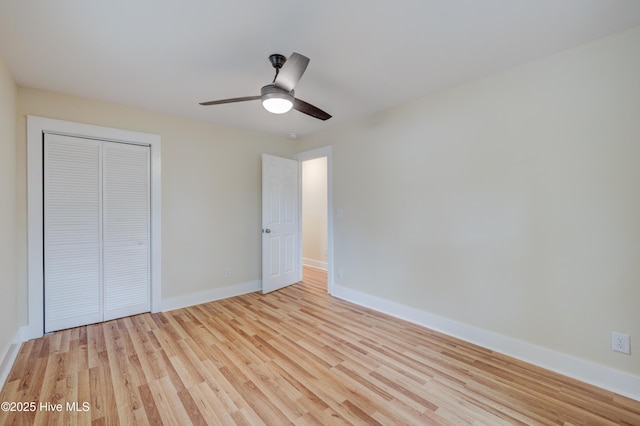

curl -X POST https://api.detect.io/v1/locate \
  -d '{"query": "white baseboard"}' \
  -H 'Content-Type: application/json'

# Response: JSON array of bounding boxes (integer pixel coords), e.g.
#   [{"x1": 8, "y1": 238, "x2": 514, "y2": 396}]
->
[
  {"x1": 332, "y1": 284, "x2": 640, "y2": 402},
  {"x1": 162, "y1": 280, "x2": 262, "y2": 312},
  {"x1": 303, "y1": 258, "x2": 328, "y2": 271},
  {"x1": 0, "y1": 330, "x2": 23, "y2": 390}
]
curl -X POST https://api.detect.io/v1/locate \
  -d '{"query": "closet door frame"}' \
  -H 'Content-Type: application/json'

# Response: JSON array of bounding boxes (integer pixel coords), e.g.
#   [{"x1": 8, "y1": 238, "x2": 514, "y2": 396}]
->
[{"x1": 26, "y1": 116, "x2": 161, "y2": 340}]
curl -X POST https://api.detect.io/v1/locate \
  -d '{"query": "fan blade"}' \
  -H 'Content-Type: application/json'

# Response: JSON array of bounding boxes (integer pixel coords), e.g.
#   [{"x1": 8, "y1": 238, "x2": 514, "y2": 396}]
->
[
  {"x1": 293, "y1": 98, "x2": 332, "y2": 121},
  {"x1": 199, "y1": 96, "x2": 260, "y2": 106},
  {"x1": 274, "y1": 52, "x2": 309, "y2": 92}
]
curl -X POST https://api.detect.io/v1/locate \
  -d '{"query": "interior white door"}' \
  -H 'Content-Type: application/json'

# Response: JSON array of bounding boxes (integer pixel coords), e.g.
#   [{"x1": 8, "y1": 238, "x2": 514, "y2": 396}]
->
[
  {"x1": 44, "y1": 134, "x2": 103, "y2": 332},
  {"x1": 262, "y1": 154, "x2": 300, "y2": 293}
]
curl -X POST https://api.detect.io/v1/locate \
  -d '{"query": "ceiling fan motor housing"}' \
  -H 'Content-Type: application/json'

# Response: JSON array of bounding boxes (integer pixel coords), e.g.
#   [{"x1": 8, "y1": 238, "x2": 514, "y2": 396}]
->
[{"x1": 261, "y1": 83, "x2": 294, "y2": 99}]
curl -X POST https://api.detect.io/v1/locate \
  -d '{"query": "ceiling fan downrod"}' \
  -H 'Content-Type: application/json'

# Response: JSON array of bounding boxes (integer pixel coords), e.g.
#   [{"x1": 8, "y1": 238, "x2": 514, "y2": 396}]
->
[{"x1": 269, "y1": 54, "x2": 287, "y2": 82}]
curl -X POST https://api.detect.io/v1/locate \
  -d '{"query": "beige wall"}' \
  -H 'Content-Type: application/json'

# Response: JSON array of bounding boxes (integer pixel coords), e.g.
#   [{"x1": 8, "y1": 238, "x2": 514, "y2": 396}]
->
[
  {"x1": 302, "y1": 157, "x2": 328, "y2": 267},
  {"x1": 298, "y1": 27, "x2": 640, "y2": 376},
  {"x1": 16, "y1": 88, "x2": 296, "y2": 323},
  {"x1": 0, "y1": 55, "x2": 18, "y2": 362}
]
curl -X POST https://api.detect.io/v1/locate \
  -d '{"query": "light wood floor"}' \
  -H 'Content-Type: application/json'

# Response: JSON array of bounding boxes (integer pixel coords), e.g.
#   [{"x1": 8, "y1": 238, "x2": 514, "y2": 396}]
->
[{"x1": 2, "y1": 267, "x2": 639, "y2": 425}]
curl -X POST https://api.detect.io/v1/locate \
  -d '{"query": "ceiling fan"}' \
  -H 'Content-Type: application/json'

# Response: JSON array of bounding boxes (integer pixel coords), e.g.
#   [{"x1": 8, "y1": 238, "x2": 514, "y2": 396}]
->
[{"x1": 199, "y1": 52, "x2": 331, "y2": 121}]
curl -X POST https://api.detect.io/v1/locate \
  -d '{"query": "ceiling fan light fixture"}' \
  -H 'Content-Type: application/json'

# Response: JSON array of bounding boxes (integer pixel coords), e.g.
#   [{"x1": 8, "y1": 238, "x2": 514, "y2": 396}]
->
[
  {"x1": 261, "y1": 84, "x2": 294, "y2": 114},
  {"x1": 262, "y1": 95, "x2": 293, "y2": 114}
]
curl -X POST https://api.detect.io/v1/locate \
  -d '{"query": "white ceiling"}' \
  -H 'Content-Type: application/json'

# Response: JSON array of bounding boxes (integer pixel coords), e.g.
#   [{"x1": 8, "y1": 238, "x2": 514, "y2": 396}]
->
[{"x1": 2, "y1": 1, "x2": 640, "y2": 138}]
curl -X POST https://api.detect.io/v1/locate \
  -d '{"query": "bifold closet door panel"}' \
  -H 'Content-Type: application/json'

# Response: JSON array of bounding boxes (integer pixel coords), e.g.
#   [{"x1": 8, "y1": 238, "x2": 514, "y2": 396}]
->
[
  {"x1": 44, "y1": 135, "x2": 103, "y2": 333},
  {"x1": 103, "y1": 142, "x2": 150, "y2": 321}
]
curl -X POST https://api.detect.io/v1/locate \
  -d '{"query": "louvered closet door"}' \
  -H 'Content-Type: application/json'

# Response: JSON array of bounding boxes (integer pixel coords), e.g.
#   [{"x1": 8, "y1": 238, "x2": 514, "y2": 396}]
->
[
  {"x1": 44, "y1": 135, "x2": 103, "y2": 333},
  {"x1": 103, "y1": 142, "x2": 150, "y2": 320},
  {"x1": 44, "y1": 134, "x2": 150, "y2": 333}
]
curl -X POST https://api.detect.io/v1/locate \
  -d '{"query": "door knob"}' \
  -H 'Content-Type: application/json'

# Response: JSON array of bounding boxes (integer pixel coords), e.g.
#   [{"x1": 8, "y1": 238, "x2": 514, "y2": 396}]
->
[{"x1": 263, "y1": 228, "x2": 271, "y2": 233}]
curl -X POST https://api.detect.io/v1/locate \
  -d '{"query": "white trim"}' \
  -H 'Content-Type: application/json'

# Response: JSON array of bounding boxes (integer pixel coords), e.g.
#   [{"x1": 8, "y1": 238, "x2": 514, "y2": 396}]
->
[
  {"x1": 0, "y1": 330, "x2": 23, "y2": 390},
  {"x1": 302, "y1": 258, "x2": 328, "y2": 271},
  {"x1": 332, "y1": 284, "x2": 640, "y2": 402},
  {"x1": 26, "y1": 116, "x2": 162, "y2": 340},
  {"x1": 295, "y1": 146, "x2": 334, "y2": 295},
  {"x1": 162, "y1": 280, "x2": 261, "y2": 312}
]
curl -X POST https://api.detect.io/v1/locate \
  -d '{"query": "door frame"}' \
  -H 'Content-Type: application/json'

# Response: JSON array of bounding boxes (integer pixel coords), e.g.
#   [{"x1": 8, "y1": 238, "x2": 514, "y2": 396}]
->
[
  {"x1": 295, "y1": 146, "x2": 334, "y2": 295},
  {"x1": 25, "y1": 116, "x2": 161, "y2": 340}
]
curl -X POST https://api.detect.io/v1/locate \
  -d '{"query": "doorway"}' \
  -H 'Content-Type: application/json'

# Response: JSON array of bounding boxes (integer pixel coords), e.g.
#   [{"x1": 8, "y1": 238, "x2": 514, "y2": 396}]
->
[{"x1": 296, "y1": 146, "x2": 333, "y2": 294}]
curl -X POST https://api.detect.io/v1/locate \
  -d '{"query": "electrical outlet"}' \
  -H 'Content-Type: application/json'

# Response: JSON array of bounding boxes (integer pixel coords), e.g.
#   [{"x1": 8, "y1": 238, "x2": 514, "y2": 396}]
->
[
  {"x1": 337, "y1": 267, "x2": 344, "y2": 279},
  {"x1": 224, "y1": 268, "x2": 232, "y2": 278},
  {"x1": 612, "y1": 332, "x2": 630, "y2": 354}
]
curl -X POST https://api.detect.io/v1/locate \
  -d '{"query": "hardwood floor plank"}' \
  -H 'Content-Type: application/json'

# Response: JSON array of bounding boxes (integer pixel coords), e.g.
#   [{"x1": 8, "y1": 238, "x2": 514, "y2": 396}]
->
[
  {"x1": 147, "y1": 376, "x2": 188, "y2": 425},
  {"x1": 244, "y1": 361, "x2": 308, "y2": 421},
  {"x1": 219, "y1": 366, "x2": 289, "y2": 425},
  {"x1": 2, "y1": 266, "x2": 639, "y2": 424},
  {"x1": 177, "y1": 388, "x2": 208, "y2": 426},
  {"x1": 138, "y1": 383, "x2": 162, "y2": 425},
  {"x1": 189, "y1": 381, "x2": 234, "y2": 425}
]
